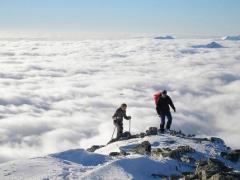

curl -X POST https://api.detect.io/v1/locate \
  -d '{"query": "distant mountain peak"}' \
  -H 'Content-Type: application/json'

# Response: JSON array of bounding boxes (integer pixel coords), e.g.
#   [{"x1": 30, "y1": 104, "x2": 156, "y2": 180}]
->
[
  {"x1": 223, "y1": 35, "x2": 240, "y2": 41},
  {"x1": 192, "y1": 41, "x2": 223, "y2": 48},
  {"x1": 154, "y1": 35, "x2": 175, "y2": 40}
]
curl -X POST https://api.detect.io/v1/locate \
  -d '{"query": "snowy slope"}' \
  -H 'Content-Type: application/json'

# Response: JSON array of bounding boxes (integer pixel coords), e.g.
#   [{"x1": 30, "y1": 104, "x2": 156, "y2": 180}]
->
[{"x1": 0, "y1": 132, "x2": 239, "y2": 179}]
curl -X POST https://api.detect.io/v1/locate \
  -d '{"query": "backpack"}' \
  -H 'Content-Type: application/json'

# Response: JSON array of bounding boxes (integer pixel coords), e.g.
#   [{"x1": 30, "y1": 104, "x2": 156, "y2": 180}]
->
[{"x1": 153, "y1": 92, "x2": 162, "y2": 106}]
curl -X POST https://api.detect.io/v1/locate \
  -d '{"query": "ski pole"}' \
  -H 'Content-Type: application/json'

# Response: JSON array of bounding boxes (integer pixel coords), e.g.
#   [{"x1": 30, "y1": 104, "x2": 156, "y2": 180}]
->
[{"x1": 111, "y1": 126, "x2": 116, "y2": 140}]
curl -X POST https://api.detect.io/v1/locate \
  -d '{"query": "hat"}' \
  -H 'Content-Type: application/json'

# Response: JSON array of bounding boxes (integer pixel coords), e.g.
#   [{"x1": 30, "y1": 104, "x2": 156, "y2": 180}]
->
[{"x1": 162, "y1": 90, "x2": 167, "y2": 94}]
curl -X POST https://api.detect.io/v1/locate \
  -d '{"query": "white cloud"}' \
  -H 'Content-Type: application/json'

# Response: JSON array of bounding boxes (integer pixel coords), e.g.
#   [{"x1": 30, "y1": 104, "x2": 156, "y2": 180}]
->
[{"x1": 0, "y1": 37, "x2": 239, "y2": 163}]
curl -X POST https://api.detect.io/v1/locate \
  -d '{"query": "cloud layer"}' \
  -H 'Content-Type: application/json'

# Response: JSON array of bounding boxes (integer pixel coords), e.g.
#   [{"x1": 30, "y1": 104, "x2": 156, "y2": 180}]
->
[{"x1": 0, "y1": 38, "x2": 239, "y2": 163}]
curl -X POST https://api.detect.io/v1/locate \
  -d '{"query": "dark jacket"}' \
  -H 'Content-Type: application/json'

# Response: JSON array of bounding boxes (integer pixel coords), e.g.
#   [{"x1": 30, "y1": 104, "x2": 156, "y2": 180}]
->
[
  {"x1": 112, "y1": 108, "x2": 130, "y2": 124},
  {"x1": 156, "y1": 95, "x2": 175, "y2": 114}
]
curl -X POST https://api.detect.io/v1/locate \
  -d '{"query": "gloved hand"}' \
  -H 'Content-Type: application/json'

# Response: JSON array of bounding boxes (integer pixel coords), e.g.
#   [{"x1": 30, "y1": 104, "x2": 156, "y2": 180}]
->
[
  {"x1": 127, "y1": 116, "x2": 131, "y2": 120},
  {"x1": 113, "y1": 120, "x2": 117, "y2": 124},
  {"x1": 173, "y1": 108, "x2": 176, "y2": 112}
]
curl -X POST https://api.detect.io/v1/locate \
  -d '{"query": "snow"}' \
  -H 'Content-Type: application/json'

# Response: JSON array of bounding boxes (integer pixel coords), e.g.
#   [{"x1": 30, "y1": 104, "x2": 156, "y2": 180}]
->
[
  {"x1": 0, "y1": 37, "x2": 240, "y2": 164},
  {"x1": 50, "y1": 149, "x2": 109, "y2": 166},
  {"x1": 95, "y1": 134, "x2": 228, "y2": 158},
  {"x1": 223, "y1": 35, "x2": 240, "y2": 41},
  {"x1": 81, "y1": 157, "x2": 182, "y2": 180},
  {"x1": 0, "y1": 156, "x2": 89, "y2": 180},
  {"x1": 0, "y1": 133, "x2": 239, "y2": 179}
]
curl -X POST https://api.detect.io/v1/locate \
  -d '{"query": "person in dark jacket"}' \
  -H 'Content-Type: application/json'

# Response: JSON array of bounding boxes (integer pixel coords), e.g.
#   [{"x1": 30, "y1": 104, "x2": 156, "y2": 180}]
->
[
  {"x1": 156, "y1": 90, "x2": 176, "y2": 133},
  {"x1": 112, "y1": 103, "x2": 131, "y2": 139}
]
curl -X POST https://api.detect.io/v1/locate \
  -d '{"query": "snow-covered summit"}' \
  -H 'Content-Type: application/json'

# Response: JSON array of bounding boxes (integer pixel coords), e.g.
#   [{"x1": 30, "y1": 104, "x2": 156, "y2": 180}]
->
[
  {"x1": 154, "y1": 35, "x2": 175, "y2": 40},
  {"x1": 192, "y1": 41, "x2": 223, "y2": 48},
  {"x1": 222, "y1": 35, "x2": 240, "y2": 41},
  {"x1": 0, "y1": 129, "x2": 239, "y2": 179}
]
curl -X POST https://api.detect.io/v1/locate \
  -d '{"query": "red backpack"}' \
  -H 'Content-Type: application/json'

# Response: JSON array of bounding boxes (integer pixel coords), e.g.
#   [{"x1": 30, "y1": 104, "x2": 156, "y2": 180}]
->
[{"x1": 153, "y1": 92, "x2": 162, "y2": 106}]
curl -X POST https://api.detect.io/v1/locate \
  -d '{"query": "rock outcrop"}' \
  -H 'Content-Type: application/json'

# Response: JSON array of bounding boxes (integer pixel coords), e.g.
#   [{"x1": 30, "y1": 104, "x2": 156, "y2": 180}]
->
[
  {"x1": 183, "y1": 158, "x2": 240, "y2": 180},
  {"x1": 132, "y1": 141, "x2": 151, "y2": 155},
  {"x1": 146, "y1": 127, "x2": 158, "y2": 135},
  {"x1": 221, "y1": 149, "x2": 240, "y2": 162},
  {"x1": 88, "y1": 128, "x2": 240, "y2": 179},
  {"x1": 87, "y1": 145, "x2": 105, "y2": 152}
]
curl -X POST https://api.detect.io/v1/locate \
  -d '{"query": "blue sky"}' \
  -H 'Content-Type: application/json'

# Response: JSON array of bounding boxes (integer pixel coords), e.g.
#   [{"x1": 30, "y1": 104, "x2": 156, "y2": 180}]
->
[{"x1": 0, "y1": 0, "x2": 239, "y2": 36}]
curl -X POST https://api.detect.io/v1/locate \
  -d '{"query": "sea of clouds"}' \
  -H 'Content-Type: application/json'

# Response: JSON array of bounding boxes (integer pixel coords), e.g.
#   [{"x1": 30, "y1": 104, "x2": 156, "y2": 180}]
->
[{"x1": 0, "y1": 37, "x2": 239, "y2": 163}]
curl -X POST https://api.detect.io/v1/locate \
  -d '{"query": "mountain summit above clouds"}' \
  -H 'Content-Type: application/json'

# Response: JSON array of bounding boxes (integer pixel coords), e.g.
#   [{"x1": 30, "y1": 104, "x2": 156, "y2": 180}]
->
[
  {"x1": 192, "y1": 41, "x2": 223, "y2": 49},
  {"x1": 154, "y1": 35, "x2": 175, "y2": 40},
  {"x1": 0, "y1": 128, "x2": 239, "y2": 180},
  {"x1": 222, "y1": 35, "x2": 240, "y2": 41}
]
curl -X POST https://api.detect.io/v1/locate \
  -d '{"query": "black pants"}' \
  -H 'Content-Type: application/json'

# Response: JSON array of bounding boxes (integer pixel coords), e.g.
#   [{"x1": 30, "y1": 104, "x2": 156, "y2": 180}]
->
[
  {"x1": 115, "y1": 122, "x2": 123, "y2": 139},
  {"x1": 160, "y1": 111, "x2": 172, "y2": 131}
]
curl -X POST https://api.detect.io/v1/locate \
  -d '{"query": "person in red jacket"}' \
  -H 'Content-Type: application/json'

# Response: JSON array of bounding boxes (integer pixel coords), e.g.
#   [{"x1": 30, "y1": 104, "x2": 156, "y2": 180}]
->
[
  {"x1": 156, "y1": 90, "x2": 176, "y2": 133},
  {"x1": 112, "y1": 103, "x2": 131, "y2": 139}
]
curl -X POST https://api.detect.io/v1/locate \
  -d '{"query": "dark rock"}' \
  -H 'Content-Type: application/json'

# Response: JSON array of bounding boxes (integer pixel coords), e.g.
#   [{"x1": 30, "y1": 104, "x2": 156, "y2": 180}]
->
[
  {"x1": 182, "y1": 172, "x2": 194, "y2": 176},
  {"x1": 109, "y1": 150, "x2": 130, "y2": 157},
  {"x1": 210, "y1": 137, "x2": 225, "y2": 144},
  {"x1": 196, "y1": 160, "x2": 208, "y2": 166},
  {"x1": 170, "y1": 130, "x2": 178, "y2": 136},
  {"x1": 129, "y1": 134, "x2": 138, "y2": 139},
  {"x1": 195, "y1": 158, "x2": 232, "y2": 179},
  {"x1": 153, "y1": 146, "x2": 195, "y2": 160},
  {"x1": 163, "y1": 147, "x2": 172, "y2": 151},
  {"x1": 109, "y1": 152, "x2": 121, "y2": 157},
  {"x1": 140, "y1": 132, "x2": 145, "y2": 138},
  {"x1": 208, "y1": 173, "x2": 226, "y2": 180},
  {"x1": 169, "y1": 130, "x2": 187, "y2": 137},
  {"x1": 107, "y1": 131, "x2": 138, "y2": 144},
  {"x1": 168, "y1": 146, "x2": 195, "y2": 160},
  {"x1": 182, "y1": 173, "x2": 199, "y2": 180},
  {"x1": 208, "y1": 171, "x2": 240, "y2": 180},
  {"x1": 220, "y1": 151, "x2": 228, "y2": 158},
  {"x1": 224, "y1": 149, "x2": 240, "y2": 162},
  {"x1": 87, "y1": 145, "x2": 104, "y2": 152},
  {"x1": 119, "y1": 150, "x2": 130, "y2": 156},
  {"x1": 120, "y1": 131, "x2": 131, "y2": 140},
  {"x1": 223, "y1": 171, "x2": 240, "y2": 179},
  {"x1": 181, "y1": 155, "x2": 196, "y2": 164},
  {"x1": 151, "y1": 148, "x2": 163, "y2": 157},
  {"x1": 208, "y1": 158, "x2": 232, "y2": 172},
  {"x1": 193, "y1": 138, "x2": 210, "y2": 144},
  {"x1": 146, "y1": 127, "x2": 158, "y2": 135},
  {"x1": 132, "y1": 141, "x2": 151, "y2": 155}
]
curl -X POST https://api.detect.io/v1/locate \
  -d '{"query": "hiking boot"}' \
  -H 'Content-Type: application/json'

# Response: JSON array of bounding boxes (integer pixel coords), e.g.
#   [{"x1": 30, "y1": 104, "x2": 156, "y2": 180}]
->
[
  {"x1": 158, "y1": 129, "x2": 165, "y2": 134},
  {"x1": 165, "y1": 129, "x2": 171, "y2": 133}
]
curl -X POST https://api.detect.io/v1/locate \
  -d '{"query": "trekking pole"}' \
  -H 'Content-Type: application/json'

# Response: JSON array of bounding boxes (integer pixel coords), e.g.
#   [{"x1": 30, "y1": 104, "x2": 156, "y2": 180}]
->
[
  {"x1": 111, "y1": 126, "x2": 116, "y2": 140},
  {"x1": 129, "y1": 119, "x2": 131, "y2": 134}
]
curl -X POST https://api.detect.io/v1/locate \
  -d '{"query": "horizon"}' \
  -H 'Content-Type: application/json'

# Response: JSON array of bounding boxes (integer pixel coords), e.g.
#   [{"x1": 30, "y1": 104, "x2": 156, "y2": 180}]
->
[
  {"x1": 0, "y1": 30, "x2": 238, "y2": 40},
  {"x1": 1, "y1": 0, "x2": 240, "y2": 37}
]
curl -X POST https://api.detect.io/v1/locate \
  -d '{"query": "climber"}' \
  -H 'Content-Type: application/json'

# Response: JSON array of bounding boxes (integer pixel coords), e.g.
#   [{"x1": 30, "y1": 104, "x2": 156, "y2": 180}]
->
[
  {"x1": 156, "y1": 90, "x2": 176, "y2": 133},
  {"x1": 112, "y1": 103, "x2": 131, "y2": 139}
]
